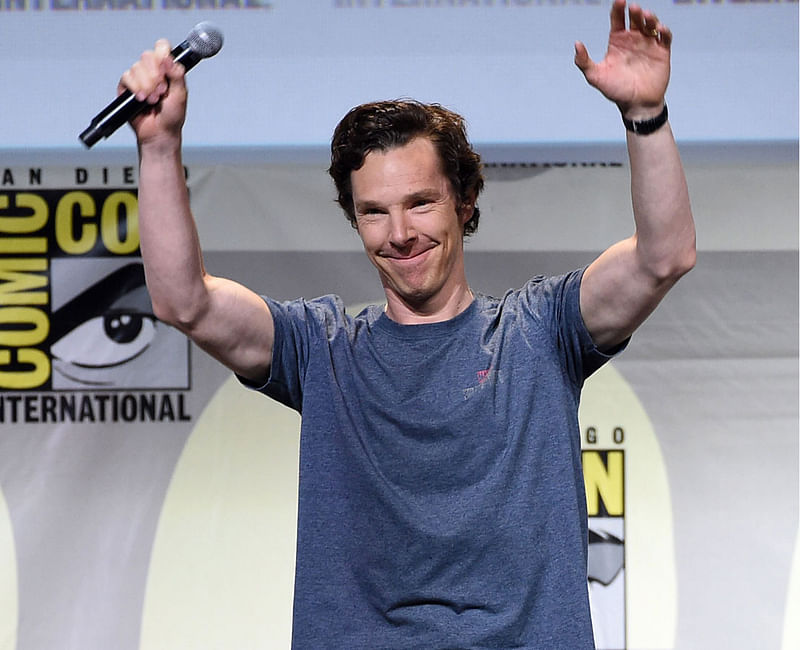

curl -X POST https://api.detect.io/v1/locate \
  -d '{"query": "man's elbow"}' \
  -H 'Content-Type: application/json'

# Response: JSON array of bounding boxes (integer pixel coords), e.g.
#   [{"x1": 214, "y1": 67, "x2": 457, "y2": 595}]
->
[
  {"x1": 666, "y1": 240, "x2": 696, "y2": 281},
  {"x1": 680, "y1": 242, "x2": 697, "y2": 276},
  {"x1": 646, "y1": 231, "x2": 697, "y2": 285},
  {"x1": 151, "y1": 298, "x2": 207, "y2": 337}
]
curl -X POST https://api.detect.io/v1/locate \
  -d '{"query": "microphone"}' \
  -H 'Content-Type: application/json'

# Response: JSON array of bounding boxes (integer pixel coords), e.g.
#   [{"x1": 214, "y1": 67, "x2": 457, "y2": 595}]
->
[{"x1": 79, "y1": 22, "x2": 223, "y2": 148}]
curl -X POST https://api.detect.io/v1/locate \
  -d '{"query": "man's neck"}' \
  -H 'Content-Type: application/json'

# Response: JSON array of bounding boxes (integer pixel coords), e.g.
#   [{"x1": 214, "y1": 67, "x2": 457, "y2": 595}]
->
[{"x1": 383, "y1": 284, "x2": 474, "y2": 325}]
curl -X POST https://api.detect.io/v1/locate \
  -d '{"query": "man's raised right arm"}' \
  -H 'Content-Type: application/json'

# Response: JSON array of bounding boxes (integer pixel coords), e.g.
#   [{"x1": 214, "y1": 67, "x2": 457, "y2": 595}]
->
[{"x1": 123, "y1": 40, "x2": 274, "y2": 385}]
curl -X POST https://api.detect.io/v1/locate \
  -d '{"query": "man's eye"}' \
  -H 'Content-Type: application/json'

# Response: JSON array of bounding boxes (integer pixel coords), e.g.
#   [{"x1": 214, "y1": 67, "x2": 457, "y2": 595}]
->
[{"x1": 359, "y1": 208, "x2": 385, "y2": 218}]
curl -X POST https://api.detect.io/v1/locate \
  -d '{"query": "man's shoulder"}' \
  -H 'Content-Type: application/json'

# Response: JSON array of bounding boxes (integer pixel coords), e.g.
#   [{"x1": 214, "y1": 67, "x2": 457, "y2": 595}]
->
[
  {"x1": 478, "y1": 270, "x2": 583, "y2": 313},
  {"x1": 265, "y1": 293, "x2": 388, "y2": 341}
]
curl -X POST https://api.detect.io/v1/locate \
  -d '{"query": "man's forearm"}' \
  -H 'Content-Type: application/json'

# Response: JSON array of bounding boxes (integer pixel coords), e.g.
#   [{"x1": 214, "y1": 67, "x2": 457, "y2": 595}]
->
[
  {"x1": 627, "y1": 120, "x2": 696, "y2": 283},
  {"x1": 137, "y1": 138, "x2": 210, "y2": 331}
]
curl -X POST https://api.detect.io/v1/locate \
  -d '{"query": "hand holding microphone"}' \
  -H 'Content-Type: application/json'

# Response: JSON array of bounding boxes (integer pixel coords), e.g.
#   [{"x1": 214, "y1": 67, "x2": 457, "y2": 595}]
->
[{"x1": 79, "y1": 22, "x2": 223, "y2": 148}]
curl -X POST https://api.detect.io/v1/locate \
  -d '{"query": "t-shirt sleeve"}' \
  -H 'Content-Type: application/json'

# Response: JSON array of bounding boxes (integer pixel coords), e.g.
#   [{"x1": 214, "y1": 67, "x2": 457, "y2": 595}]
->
[
  {"x1": 519, "y1": 268, "x2": 627, "y2": 384},
  {"x1": 238, "y1": 294, "x2": 346, "y2": 413}
]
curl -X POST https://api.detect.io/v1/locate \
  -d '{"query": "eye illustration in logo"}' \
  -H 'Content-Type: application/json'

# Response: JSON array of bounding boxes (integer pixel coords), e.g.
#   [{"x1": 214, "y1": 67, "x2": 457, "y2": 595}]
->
[
  {"x1": 50, "y1": 261, "x2": 189, "y2": 390},
  {"x1": 588, "y1": 527, "x2": 625, "y2": 587}
]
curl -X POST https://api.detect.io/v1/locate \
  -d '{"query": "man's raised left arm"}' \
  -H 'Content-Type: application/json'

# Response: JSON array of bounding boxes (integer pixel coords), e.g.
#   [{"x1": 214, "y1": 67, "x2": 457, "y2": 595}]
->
[{"x1": 575, "y1": 0, "x2": 696, "y2": 351}]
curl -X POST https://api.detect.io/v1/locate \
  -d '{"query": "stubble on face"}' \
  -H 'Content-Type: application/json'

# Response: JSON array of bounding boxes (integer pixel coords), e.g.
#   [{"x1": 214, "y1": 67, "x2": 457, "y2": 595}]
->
[{"x1": 351, "y1": 138, "x2": 473, "y2": 324}]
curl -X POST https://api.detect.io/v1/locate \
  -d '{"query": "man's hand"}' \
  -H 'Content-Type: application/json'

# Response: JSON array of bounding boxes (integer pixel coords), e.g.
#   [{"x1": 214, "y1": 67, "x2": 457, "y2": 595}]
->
[
  {"x1": 574, "y1": 0, "x2": 671, "y2": 120},
  {"x1": 119, "y1": 39, "x2": 188, "y2": 145}
]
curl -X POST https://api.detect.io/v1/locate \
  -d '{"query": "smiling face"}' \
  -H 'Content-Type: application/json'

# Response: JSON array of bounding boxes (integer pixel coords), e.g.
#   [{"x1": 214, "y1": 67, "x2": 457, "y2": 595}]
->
[{"x1": 351, "y1": 137, "x2": 473, "y2": 324}]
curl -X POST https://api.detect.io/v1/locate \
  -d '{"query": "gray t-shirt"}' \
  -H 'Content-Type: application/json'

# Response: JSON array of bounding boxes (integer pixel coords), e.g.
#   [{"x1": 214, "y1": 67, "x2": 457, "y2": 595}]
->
[{"x1": 256, "y1": 269, "x2": 617, "y2": 649}]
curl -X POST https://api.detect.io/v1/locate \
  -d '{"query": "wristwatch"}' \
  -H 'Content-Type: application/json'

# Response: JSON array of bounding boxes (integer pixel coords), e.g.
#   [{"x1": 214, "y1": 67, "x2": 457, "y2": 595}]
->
[{"x1": 622, "y1": 104, "x2": 668, "y2": 135}]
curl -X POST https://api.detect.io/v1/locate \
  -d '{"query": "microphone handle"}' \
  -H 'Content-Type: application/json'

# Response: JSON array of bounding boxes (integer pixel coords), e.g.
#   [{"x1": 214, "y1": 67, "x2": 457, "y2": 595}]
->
[{"x1": 79, "y1": 42, "x2": 201, "y2": 148}]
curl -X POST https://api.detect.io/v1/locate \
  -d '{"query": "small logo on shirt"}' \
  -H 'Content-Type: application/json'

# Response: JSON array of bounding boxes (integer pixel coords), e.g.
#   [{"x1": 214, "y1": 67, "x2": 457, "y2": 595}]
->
[{"x1": 463, "y1": 368, "x2": 503, "y2": 400}]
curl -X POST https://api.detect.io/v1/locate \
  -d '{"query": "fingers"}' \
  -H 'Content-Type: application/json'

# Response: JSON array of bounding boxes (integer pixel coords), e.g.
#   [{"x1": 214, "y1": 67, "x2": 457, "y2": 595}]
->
[
  {"x1": 658, "y1": 24, "x2": 673, "y2": 49},
  {"x1": 119, "y1": 39, "x2": 183, "y2": 104},
  {"x1": 573, "y1": 41, "x2": 594, "y2": 75},
  {"x1": 614, "y1": 1, "x2": 672, "y2": 49},
  {"x1": 638, "y1": 8, "x2": 672, "y2": 48},
  {"x1": 631, "y1": 5, "x2": 659, "y2": 39},
  {"x1": 609, "y1": 0, "x2": 627, "y2": 33}
]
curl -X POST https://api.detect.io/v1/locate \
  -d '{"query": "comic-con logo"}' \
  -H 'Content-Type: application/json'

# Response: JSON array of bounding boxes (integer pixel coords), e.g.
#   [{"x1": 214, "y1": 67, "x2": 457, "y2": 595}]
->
[
  {"x1": 0, "y1": 187, "x2": 189, "y2": 396},
  {"x1": 580, "y1": 363, "x2": 677, "y2": 650}
]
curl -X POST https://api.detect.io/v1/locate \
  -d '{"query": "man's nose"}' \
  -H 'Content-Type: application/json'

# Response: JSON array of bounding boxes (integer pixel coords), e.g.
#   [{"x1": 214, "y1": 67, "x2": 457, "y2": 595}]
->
[{"x1": 388, "y1": 210, "x2": 417, "y2": 248}]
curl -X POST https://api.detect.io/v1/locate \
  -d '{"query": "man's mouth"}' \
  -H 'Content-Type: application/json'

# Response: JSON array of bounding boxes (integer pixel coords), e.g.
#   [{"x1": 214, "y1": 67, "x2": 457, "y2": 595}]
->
[{"x1": 381, "y1": 245, "x2": 436, "y2": 262}]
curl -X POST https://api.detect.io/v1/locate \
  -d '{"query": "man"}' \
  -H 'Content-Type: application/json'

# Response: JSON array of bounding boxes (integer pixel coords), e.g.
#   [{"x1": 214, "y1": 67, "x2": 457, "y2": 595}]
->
[{"x1": 122, "y1": 0, "x2": 695, "y2": 646}]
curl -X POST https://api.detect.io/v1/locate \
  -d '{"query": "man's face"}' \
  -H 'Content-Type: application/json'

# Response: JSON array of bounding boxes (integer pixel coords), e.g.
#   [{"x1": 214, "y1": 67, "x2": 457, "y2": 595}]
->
[{"x1": 351, "y1": 137, "x2": 471, "y2": 317}]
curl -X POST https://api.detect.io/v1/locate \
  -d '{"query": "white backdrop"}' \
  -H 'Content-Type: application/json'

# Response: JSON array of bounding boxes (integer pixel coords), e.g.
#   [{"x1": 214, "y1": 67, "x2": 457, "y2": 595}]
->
[{"x1": 0, "y1": 0, "x2": 797, "y2": 151}]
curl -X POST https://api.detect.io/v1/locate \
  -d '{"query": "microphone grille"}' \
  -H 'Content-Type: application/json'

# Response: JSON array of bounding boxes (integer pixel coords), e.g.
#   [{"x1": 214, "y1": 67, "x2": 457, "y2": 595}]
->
[{"x1": 186, "y1": 22, "x2": 224, "y2": 58}]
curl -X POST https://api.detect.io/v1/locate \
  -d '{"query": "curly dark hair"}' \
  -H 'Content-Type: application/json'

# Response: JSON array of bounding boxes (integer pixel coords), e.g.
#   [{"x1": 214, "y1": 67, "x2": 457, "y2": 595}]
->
[{"x1": 328, "y1": 100, "x2": 484, "y2": 237}]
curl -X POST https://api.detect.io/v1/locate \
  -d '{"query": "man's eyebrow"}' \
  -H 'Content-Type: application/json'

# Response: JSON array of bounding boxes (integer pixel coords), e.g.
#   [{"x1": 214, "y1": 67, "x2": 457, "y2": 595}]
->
[
  {"x1": 354, "y1": 199, "x2": 385, "y2": 213},
  {"x1": 354, "y1": 188, "x2": 444, "y2": 214},
  {"x1": 407, "y1": 189, "x2": 441, "y2": 202}
]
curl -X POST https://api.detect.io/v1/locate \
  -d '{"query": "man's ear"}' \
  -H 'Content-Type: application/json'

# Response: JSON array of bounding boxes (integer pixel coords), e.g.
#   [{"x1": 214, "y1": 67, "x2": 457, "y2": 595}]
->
[{"x1": 458, "y1": 196, "x2": 476, "y2": 225}]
